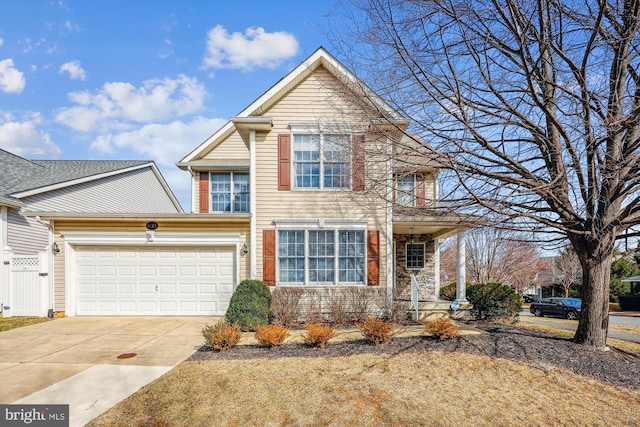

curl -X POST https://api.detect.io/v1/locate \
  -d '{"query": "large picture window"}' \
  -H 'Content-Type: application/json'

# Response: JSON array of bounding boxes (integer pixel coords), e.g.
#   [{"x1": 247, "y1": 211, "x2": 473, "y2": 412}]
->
[
  {"x1": 210, "y1": 172, "x2": 249, "y2": 213},
  {"x1": 278, "y1": 229, "x2": 365, "y2": 285},
  {"x1": 293, "y1": 134, "x2": 350, "y2": 189}
]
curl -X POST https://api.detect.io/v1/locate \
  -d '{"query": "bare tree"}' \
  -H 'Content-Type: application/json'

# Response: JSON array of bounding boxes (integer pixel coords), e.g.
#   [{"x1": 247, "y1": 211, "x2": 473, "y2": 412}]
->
[
  {"x1": 554, "y1": 248, "x2": 583, "y2": 298},
  {"x1": 441, "y1": 228, "x2": 547, "y2": 292},
  {"x1": 329, "y1": 0, "x2": 640, "y2": 349}
]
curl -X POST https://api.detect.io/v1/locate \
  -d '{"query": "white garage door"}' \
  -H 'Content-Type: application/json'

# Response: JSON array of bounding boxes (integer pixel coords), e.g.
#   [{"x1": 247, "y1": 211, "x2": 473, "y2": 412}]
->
[{"x1": 75, "y1": 246, "x2": 235, "y2": 315}]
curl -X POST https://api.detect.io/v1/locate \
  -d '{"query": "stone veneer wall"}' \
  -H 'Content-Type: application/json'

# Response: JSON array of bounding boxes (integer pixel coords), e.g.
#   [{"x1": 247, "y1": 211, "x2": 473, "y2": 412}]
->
[{"x1": 395, "y1": 234, "x2": 437, "y2": 301}]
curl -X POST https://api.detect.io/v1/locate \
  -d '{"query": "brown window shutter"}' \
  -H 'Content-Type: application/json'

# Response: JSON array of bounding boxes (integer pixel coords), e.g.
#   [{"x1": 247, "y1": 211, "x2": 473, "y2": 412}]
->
[
  {"x1": 352, "y1": 134, "x2": 365, "y2": 191},
  {"x1": 263, "y1": 230, "x2": 276, "y2": 286},
  {"x1": 416, "y1": 174, "x2": 426, "y2": 207},
  {"x1": 278, "y1": 134, "x2": 291, "y2": 191},
  {"x1": 367, "y1": 230, "x2": 380, "y2": 286},
  {"x1": 199, "y1": 172, "x2": 209, "y2": 213}
]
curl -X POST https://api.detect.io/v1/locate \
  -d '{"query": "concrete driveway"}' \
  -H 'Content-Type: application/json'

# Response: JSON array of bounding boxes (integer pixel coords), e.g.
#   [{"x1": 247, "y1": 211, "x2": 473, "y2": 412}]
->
[{"x1": 0, "y1": 316, "x2": 220, "y2": 425}]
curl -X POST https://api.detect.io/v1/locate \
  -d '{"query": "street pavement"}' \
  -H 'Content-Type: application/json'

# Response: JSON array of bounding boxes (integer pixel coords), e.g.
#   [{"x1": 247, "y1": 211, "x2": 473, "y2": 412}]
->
[{"x1": 520, "y1": 310, "x2": 640, "y2": 343}]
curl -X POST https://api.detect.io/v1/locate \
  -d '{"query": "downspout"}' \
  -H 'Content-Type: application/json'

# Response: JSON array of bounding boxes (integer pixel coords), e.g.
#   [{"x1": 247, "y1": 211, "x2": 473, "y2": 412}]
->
[
  {"x1": 35, "y1": 215, "x2": 55, "y2": 317},
  {"x1": 386, "y1": 136, "x2": 394, "y2": 310},
  {"x1": 187, "y1": 166, "x2": 196, "y2": 213},
  {"x1": 249, "y1": 129, "x2": 257, "y2": 279}
]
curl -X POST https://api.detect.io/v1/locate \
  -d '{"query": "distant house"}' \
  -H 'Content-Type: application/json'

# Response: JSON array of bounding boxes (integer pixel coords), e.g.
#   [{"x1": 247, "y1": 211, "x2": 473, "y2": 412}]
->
[
  {"x1": 20, "y1": 47, "x2": 474, "y2": 319},
  {"x1": 0, "y1": 149, "x2": 182, "y2": 316}
]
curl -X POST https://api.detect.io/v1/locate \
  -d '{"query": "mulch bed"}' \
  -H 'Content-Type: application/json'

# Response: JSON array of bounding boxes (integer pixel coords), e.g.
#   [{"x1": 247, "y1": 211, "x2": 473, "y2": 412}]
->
[{"x1": 188, "y1": 322, "x2": 640, "y2": 392}]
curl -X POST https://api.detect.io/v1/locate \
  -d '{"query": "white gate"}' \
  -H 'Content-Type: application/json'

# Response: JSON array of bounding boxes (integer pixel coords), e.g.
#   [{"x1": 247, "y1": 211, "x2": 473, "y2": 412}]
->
[{"x1": 4, "y1": 253, "x2": 49, "y2": 317}]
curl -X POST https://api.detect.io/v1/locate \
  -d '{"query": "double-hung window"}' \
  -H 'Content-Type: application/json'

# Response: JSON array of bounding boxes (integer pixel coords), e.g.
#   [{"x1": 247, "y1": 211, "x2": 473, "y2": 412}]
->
[
  {"x1": 278, "y1": 229, "x2": 365, "y2": 285},
  {"x1": 406, "y1": 243, "x2": 425, "y2": 269},
  {"x1": 210, "y1": 172, "x2": 249, "y2": 213},
  {"x1": 396, "y1": 174, "x2": 417, "y2": 206},
  {"x1": 293, "y1": 133, "x2": 351, "y2": 189}
]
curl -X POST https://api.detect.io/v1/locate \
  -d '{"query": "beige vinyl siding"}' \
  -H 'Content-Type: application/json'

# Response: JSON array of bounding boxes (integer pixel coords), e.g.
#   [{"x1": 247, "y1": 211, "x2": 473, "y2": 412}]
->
[
  {"x1": 253, "y1": 66, "x2": 389, "y2": 286},
  {"x1": 23, "y1": 167, "x2": 179, "y2": 214},
  {"x1": 202, "y1": 133, "x2": 249, "y2": 161},
  {"x1": 423, "y1": 172, "x2": 437, "y2": 204},
  {"x1": 52, "y1": 219, "x2": 249, "y2": 313},
  {"x1": 7, "y1": 207, "x2": 48, "y2": 254}
]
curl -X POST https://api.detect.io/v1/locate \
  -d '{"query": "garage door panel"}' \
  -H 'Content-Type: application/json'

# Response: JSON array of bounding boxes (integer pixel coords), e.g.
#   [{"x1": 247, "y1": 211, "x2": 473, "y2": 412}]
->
[{"x1": 76, "y1": 246, "x2": 235, "y2": 315}]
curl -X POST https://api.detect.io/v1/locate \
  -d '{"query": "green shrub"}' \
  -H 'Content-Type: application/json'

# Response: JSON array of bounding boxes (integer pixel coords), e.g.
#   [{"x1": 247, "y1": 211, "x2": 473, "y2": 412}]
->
[
  {"x1": 255, "y1": 323, "x2": 289, "y2": 347},
  {"x1": 423, "y1": 316, "x2": 459, "y2": 340},
  {"x1": 467, "y1": 282, "x2": 522, "y2": 321},
  {"x1": 202, "y1": 320, "x2": 242, "y2": 351},
  {"x1": 359, "y1": 316, "x2": 394, "y2": 345},
  {"x1": 225, "y1": 279, "x2": 271, "y2": 331},
  {"x1": 609, "y1": 277, "x2": 630, "y2": 303},
  {"x1": 439, "y1": 283, "x2": 457, "y2": 301}
]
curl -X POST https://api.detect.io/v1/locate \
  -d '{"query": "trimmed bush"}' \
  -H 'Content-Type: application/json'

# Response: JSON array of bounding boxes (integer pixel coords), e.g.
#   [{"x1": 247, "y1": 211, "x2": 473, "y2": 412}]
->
[
  {"x1": 359, "y1": 316, "x2": 394, "y2": 345},
  {"x1": 255, "y1": 323, "x2": 289, "y2": 347},
  {"x1": 302, "y1": 323, "x2": 337, "y2": 348},
  {"x1": 423, "y1": 317, "x2": 459, "y2": 340},
  {"x1": 467, "y1": 282, "x2": 522, "y2": 321},
  {"x1": 225, "y1": 279, "x2": 271, "y2": 331},
  {"x1": 439, "y1": 283, "x2": 457, "y2": 301},
  {"x1": 619, "y1": 295, "x2": 640, "y2": 311},
  {"x1": 202, "y1": 320, "x2": 242, "y2": 351}
]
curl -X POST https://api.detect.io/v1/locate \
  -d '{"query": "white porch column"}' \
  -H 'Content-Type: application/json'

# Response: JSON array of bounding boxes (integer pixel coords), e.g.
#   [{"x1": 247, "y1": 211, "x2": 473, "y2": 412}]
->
[
  {"x1": 250, "y1": 129, "x2": 257, "y2": 280},
  {"x1": 433, "y1": 238, "x2": 440, "y2": 299},
  {"x1": 456, "y1": 230, "x2": 467, "y2": 302}
]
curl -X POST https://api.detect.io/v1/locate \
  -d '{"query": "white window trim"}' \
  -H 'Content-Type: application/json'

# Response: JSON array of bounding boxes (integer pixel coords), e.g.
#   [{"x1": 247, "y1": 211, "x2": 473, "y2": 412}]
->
[
  {"x1": 276, "y1": 226, "x2": 367, "y2": 287},
  {"x1": 209, "y1": 172, "x2": 250, "y2": 213},
  {"x1": 291, "y1": 131, "x2": 352, "y2": 191},
  {"x1": 405, "y1": 242, "x2": 426, "y2": 270}
]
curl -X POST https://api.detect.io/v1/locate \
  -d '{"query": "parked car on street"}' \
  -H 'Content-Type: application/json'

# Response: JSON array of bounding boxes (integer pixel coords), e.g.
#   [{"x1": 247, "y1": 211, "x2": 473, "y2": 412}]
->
[
  {"x1": 523, "y1": 294, "x2": 537, "y2": 303},
  {"x1": 530, "y1": 297, "x2": 582, "y2": 320}
]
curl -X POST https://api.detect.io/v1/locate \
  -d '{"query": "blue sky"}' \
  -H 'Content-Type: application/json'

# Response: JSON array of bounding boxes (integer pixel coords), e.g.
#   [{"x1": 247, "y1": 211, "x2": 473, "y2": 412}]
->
[{"x1": 0, "y1": 0, "x2": 339, "y2": 211}]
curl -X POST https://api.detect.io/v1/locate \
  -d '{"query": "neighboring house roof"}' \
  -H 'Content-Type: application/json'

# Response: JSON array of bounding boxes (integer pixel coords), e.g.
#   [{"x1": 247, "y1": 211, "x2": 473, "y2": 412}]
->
[
  {"x1": 0, "y1": 148, "x2": 183, "y2": 212},
  {"x1": 178, "y1": 46, "x2": 409, "y2": 167},
  {"x1": 622, "y1": 275, "x2": 640, "y2": 283}
]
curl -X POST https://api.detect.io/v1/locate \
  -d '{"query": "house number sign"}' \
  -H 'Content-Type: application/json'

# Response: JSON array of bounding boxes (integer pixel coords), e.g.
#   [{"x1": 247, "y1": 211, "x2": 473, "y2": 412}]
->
[{"x1": 146, "y1": 221, "x2": 159, "y2": 230}]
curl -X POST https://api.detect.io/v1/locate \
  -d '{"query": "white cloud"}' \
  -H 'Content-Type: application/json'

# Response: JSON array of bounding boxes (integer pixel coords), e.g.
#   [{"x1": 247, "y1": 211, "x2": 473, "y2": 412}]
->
[
  {"x1": 203, "y1": 25, "x2": 299, "y2": 71},
  {"x1": 0, "y1": 38, "x2": 3, "y2": 47},
  {"x1": 0, "y1": 112, "x2": 61, "y2": 157},
  {"x1": 0, "y1": 59, "x2": 26, "y2": 93},
  {"x1": 89, "y1": 116, "x2": 225, "y2": 165},
  {"x1": 56, "y1": 75, "x2": 208, "y2": 132},
  {"x1": 59, "y1": 60, "x2": 86, "y2": 81},
  {"x1": 89, "y1": 116, "x2": 226, "y2": 211}
]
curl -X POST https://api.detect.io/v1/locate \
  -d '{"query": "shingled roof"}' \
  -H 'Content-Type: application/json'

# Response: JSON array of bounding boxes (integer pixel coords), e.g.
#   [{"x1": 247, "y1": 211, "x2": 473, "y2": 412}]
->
[{"x1": 0, "y1": 148, "x2": 150, "y2": 198}]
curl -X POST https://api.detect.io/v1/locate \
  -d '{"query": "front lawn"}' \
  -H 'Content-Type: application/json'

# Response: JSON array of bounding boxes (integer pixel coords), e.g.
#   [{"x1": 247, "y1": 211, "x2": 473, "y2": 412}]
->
[
  {"x1": 0, "y1": 316, "x2": 51, "y2": 332},
  {"x1": 89, "y1": 325, "x2": 640, "y2": 427}
]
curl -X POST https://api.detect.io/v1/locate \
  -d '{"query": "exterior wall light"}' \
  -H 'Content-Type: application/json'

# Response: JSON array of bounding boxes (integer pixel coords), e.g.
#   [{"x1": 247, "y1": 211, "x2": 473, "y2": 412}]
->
[{"x1": 242, "y1": 243, "x2": 249, "y2": 256}]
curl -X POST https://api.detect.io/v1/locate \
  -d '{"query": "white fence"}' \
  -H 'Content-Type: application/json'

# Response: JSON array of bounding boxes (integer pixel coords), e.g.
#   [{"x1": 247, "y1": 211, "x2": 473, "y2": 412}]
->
[{"x1": 1, "y1": 249, "x2": 50, "y2": 317}]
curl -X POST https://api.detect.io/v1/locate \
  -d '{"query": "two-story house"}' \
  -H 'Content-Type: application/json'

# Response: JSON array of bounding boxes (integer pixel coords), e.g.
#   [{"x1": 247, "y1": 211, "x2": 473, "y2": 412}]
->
[
  {"x1": 177, "y1": 47, "x2": 472, "y2": 317},
  {"x1": 33, "y1": 47, "x2": 471, "y2": 318}
]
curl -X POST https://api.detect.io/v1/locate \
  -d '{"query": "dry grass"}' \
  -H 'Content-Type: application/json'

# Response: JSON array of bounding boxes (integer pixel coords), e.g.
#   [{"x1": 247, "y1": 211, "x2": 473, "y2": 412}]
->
[
  {"x1": 89, "y1": 351, "x2": 640, "y2": 427},
  {"x1": 0, "y1": 316, "x2": 51, "y2": 332}
]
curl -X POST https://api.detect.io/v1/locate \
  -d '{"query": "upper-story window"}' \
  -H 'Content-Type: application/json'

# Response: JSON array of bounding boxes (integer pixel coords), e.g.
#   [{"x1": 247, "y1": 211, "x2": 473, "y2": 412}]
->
[
  {"x1": 396, "y1": 175, "x2": 417, "y2": 206},
  {"x1": 210, "y1": 172, "x2": 249, "y2": 212},
  {"x1": 293, "y1": 134, "x2": 351, "y2": 189}
]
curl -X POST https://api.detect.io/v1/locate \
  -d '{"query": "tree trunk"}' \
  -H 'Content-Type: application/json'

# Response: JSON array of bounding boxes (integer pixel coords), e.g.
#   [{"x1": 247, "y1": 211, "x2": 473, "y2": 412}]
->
[{"x1": 573, "y1": 252, "x2": 612, "y2": 349}]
